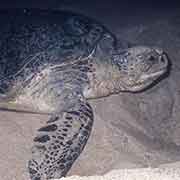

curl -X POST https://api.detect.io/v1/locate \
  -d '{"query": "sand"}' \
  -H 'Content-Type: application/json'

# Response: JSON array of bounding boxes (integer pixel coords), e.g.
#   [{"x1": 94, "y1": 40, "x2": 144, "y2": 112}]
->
[{"x1": 61, "y1": 167, "x2": 180, "y2": 180}]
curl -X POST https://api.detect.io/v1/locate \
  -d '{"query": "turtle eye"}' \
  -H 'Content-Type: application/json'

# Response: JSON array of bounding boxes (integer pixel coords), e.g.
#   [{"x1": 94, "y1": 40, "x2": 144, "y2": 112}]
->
[{"x1": 148, "y1": 55, "x2": 156, "y2": 62}]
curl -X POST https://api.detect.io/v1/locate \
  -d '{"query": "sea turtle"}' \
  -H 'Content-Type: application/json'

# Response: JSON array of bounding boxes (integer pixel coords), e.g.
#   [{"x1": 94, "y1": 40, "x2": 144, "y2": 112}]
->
[{"x1": 0, "y1": 9, "x2": 168, "y2": 180}]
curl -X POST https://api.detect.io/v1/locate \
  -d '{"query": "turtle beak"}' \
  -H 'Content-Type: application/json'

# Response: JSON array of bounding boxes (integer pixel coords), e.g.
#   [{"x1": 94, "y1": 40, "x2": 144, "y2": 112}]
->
[
  {"x1": 154, "y1": 47, "x2": 169, "y2": 70},
  {"x1": 158, "y1": 52, "x2": 169, "y2": 70}
]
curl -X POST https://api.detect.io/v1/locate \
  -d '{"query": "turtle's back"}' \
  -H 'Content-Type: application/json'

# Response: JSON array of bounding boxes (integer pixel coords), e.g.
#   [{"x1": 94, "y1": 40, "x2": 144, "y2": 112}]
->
[
  {"x1": 0, "y1": 9, "x2": 113, "y2": 78},
  {"x1": 0, "y1": 9, "x2": 117, "y2": 95}
]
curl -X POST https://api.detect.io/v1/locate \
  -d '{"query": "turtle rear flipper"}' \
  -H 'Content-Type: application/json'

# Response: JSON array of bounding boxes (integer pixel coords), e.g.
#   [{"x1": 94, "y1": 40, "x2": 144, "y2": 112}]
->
[{"x1": 28, "y1": 96, "x2": 93, "y2": 180}]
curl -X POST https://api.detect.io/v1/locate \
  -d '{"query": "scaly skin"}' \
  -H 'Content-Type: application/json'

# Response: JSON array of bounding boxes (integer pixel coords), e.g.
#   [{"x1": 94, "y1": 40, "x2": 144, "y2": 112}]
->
[{"x1": 0, "y1": 9, "x2": 169, "y2": 179}]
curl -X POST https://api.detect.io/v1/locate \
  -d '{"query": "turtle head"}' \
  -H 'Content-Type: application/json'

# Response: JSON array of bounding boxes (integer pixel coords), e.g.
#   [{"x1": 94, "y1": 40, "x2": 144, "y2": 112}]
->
[{"x1": 112, "y1": 46, "x2": 169, "y2": 92}]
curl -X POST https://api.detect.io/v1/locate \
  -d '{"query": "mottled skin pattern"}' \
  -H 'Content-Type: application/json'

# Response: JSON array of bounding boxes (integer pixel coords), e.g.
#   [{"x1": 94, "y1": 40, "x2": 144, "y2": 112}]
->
[{"x1": 0, "y1": 9, "x2": 168, "y2": 180}]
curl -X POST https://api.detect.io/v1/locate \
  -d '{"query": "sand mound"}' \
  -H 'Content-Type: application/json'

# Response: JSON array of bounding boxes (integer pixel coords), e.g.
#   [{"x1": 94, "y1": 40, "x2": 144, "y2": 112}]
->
[{"x1": 60, "y1": 167, "x2": 180, "y2": 180}]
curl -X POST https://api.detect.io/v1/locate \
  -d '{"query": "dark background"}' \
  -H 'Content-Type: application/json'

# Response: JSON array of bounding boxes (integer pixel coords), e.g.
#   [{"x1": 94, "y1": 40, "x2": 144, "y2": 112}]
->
[
  {"x1": 0, "y1": 0, "x2": 180, "y2": 9},
  {"x1": 0, "y1": 0, "x2": 179, "y2": 26},
  {"x1": 0, "y1": 0, "x2": 178, "y2": 26}
]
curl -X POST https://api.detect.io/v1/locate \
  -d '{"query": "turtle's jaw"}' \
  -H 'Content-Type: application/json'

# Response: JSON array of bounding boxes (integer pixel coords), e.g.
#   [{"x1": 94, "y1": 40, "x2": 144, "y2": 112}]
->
[
  {"x1": 140, "y1": 69, "x2": 166, "y2": 81},
  {"x1": 127, "y1": 68, "x2": 167, "y2": 92}
]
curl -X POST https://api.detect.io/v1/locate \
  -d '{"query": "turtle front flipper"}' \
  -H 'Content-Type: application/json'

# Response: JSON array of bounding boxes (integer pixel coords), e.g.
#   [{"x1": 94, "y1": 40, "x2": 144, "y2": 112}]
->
[{"x1": 28, "y1": 96, "x2": 93, "y2": 180}]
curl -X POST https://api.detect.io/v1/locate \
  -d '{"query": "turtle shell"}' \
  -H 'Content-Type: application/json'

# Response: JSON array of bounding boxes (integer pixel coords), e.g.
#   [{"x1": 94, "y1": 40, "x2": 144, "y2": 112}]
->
[
  {"x1": 0, "y1": 9, "x2": 117, "y2": 76},
  {"x1": 0, "y1": 9, "x2": 117, "y2": 94}
]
